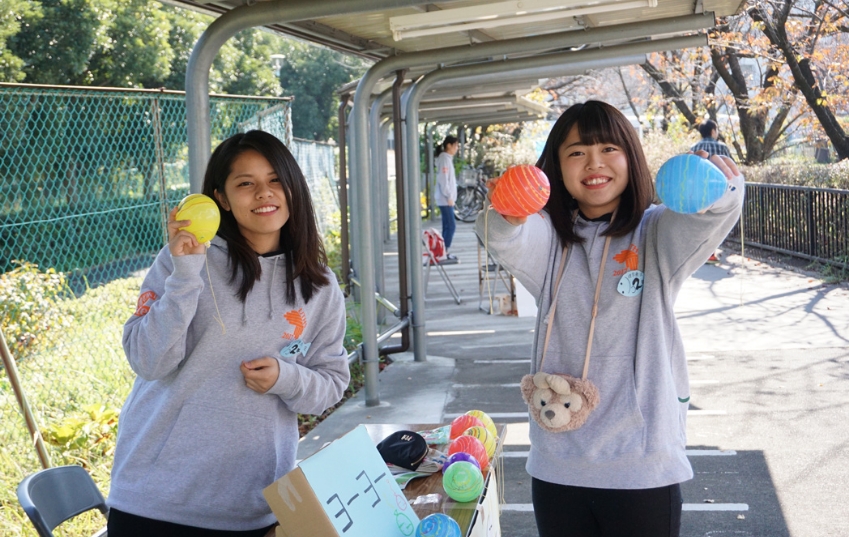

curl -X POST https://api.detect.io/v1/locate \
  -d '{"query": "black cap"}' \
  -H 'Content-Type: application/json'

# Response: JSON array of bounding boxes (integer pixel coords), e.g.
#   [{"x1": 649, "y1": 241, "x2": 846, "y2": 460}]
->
[{"x1": 376, "y1": 430, "x2": 428, "y2": 471}]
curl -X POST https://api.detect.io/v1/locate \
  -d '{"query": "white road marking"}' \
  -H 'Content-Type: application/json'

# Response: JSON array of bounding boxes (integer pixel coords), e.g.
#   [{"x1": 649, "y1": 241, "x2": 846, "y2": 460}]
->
[
  {"x1": 461, "y1": 343, "x2": 531, "y2": 349},
  {"x1": 453, "y1": 383, "x2": 522, "y2": 388},
  {"x1": 473, "y1": 359, "x2": 530, "y2": 364},
  {"x1": 687, "y1": 409, "x2": 728, "y2": 416},
  {"x1": 502, "y1": 503, "x2": 749, "y2": 512},
  {"x1": 499, "y1": 449, "x2": 737, "y2": 458},
  {"x1": 445, "y1": 412, "x2": 527, "y2": 419},
  {"x1": 683, "y1": 503, "x2": 749, "y2": 511}
]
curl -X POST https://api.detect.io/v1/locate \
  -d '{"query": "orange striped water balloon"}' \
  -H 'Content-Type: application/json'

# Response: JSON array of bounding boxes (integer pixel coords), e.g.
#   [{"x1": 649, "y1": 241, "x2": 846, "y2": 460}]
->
[{"x1": 491, "y1": 165, "x2": 550, "y2": 218}]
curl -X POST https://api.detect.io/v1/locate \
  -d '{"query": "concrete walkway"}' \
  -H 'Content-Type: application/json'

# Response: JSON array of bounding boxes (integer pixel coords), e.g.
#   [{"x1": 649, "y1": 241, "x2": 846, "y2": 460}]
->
[{"x1": 298, "y1": 220, "x2": 849, "y2": 537}]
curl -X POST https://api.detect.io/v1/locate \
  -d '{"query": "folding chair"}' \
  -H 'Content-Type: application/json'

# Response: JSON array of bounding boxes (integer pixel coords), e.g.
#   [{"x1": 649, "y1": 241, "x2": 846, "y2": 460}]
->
[
  {"x1": 17, "y1": 465, "x2": 109, "y2": 537},
  {"x1": 477, "y1": 237, "x2": 515, "y2": 314},
  {"x1": 422, "y1": 236, "x2": 462, "y2": 305}
]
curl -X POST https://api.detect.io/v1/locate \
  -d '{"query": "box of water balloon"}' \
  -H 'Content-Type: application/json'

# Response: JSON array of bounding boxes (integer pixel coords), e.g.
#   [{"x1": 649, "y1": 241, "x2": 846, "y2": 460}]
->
[
  {"x1": 655, "y1": 154, "x2": 728, "y2": 214},
  {"x1": 263, "y1": 425, "x2": 419, "y2": 537}
]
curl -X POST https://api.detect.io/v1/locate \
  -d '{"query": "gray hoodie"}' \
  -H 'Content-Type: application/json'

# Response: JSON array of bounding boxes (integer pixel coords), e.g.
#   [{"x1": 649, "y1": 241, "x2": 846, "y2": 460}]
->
[
  {"x1": 476, "y1": 175, "x2": 744, "y2": 489},
  {"x1": 108, "y1": 236, "x2": 350, "y2": 530}
]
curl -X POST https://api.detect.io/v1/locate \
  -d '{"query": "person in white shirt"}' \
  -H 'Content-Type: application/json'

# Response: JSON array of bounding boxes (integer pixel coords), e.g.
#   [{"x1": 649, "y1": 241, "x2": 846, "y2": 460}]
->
[{"x1": 435, "y1": 135, "x2": 459, "y2": 261}]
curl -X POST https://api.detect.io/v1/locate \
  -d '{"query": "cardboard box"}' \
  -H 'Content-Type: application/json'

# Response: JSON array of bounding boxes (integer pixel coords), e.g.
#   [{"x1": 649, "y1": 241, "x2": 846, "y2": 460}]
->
[
  {"x1": 264, "y1": 425, "x2": 419, "y2": 537},
  {"x1": 468, "y1": 466, "x2": 501, "y2": 537}
]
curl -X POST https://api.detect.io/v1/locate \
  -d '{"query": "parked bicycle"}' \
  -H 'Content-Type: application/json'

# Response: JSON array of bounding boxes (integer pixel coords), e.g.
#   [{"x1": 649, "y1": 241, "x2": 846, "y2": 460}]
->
[{"x1": 455, "y1": 161, "x2": 498, "y2": 223}]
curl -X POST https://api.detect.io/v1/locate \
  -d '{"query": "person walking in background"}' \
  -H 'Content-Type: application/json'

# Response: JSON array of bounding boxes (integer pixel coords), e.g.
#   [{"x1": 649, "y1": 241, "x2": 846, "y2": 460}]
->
[
  {"x1": 435, "y1": 135, "x2": 459, "y2": 262},
  {"x1": 691, "y1": 119, "x2": 733, "y2": 159},
  {"x1": 692, "y1": 119, "x2": 734, "y2": 264},
  {"x1": 477, "y1": 101, "x2": 743, "y2": 537}
]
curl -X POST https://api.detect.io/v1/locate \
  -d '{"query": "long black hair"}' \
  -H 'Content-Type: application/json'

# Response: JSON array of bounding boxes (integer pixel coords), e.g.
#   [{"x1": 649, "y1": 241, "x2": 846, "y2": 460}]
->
[
  {"x1": 536, "y1": 101, "x2": 654, "y2": 247},
  {"x1": 201, "y1": 130, "x2": 329, "y2": 304}
]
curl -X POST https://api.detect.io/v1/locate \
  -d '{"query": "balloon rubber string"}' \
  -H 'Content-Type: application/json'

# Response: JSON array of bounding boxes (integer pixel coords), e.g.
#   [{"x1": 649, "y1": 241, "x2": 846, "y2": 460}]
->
[
  {"x1": 204, "y1": 244, "x2": 226, "y2": 334},
  {"x1": 739, "y1": 198, "x2": 746, "y2": 307},
  {"x1": 484, "y1": 206, "x2": 495, "y2": 315}
]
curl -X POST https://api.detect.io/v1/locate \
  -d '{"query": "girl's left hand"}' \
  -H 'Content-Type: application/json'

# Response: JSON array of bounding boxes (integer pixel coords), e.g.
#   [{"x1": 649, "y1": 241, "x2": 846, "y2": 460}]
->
[
  {"x1": 693, "y1": 150, "x2": 740, "y2": 180},
  {"x1": 240, "y1": 357, "x2": 280, "y2": 394}
]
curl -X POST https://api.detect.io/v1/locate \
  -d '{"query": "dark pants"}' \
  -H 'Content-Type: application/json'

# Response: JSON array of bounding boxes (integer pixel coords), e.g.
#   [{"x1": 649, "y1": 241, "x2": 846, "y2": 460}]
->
[
  {"x1": 107, "y1": 508, "x2": 275, "y2": 537},
  {"x1": 532, "y1": 478, "x2": 682, "y2": 537},
  {"x1": 438, "y1": 205, "x2": 456, "y2": 250}
]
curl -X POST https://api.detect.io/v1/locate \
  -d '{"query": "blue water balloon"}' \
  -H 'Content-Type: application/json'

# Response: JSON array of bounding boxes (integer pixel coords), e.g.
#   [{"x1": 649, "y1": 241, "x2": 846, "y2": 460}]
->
[
  {"x1": 415, "y1": 513, "x2": 462, "y2": 537},
  {"x1": 655, "y1": 154, "x2": 728, "y2": 214}
]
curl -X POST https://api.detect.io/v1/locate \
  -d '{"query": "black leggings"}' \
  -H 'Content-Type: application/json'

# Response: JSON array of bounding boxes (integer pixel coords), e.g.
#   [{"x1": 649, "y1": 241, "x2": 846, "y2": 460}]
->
[
  {"x1": 532, "y1": 478, "x2": 682, "y2": 537},
  {"x1": 107, "y1": 508, "x2": 275, "y2": 537}
]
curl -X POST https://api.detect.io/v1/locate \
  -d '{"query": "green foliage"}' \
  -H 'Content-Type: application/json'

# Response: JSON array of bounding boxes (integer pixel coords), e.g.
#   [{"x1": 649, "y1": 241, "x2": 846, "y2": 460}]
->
[
  {"x1": 86, "y1": 0, "x2": 174, "y2": 88},
  {"x1": 215, "y1": 29, "x2": 281, "y2": 97},
  {"x1": 8, "y1": 0, "x2": 100, "y2": 85},
  {"x1": 0, "y1": 0, "x2": 40, "y2": 82},
  {"x1": 277, "y1": 42, "x2": 369, "y2": 140},
  {"x1": 0, "y1": 275, "x2": 139, "y2": 537},
  {"x1": 0, "y1": 261, "x2": 71, "y2": 361},
  {"x1": 42, "y1": 403, "x2": 119, "y2": 456},
  {"x1": 3, "y1": 0, "x2": 281, "y2": 96}
]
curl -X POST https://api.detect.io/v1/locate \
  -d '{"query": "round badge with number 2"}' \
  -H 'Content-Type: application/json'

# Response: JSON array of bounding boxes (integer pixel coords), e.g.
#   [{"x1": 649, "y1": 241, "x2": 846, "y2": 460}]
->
[{"x1": 617, "y1": 270, "x2": 644, "y2": 297}]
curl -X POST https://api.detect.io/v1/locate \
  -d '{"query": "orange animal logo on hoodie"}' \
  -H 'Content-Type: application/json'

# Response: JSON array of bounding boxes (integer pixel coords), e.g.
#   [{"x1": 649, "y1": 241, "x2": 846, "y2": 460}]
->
[
  {"x1": 282, "y1": 308, "x2": 306, "y2": 340},
  {"x1": 613, "y1": 244, "x2": 639, "y2": 276}
]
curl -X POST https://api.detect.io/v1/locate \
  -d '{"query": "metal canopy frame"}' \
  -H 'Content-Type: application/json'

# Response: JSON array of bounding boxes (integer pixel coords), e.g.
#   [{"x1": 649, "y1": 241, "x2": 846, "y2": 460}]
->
[{"x1": 173, "y1": 0, "x2": 744, "y2": 406}]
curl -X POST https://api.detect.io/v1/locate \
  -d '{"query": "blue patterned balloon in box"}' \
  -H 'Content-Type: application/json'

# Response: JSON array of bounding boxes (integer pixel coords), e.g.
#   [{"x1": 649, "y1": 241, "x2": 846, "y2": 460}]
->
[
  {"x1": 415, "y1": 513, "x2": 462, "y2": 537},
  {"x1": 655, "y1": 154, "x2": 727, "y2": 214}
]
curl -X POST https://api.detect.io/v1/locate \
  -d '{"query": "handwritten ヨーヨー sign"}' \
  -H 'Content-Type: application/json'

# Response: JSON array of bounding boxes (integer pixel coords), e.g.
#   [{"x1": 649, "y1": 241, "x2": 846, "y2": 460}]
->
[{"x1": 299, "y1": 425, "x2": 420, "y2": 537}]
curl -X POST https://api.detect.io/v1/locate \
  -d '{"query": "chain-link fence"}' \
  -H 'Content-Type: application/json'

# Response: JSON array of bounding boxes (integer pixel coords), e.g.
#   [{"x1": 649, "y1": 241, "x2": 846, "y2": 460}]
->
[
  {"x1": 290, "y1": 137, "x2": 339, "y2": 236},
  {"x1": 0, "y1": 84, "x2": 339, "y2": 536}
]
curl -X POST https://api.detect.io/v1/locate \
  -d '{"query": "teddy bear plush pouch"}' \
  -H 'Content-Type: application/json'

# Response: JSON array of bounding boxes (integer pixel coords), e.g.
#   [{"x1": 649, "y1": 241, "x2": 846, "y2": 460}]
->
[
  {"x1": 521, "y1": 372, "x2": 599, "y2": 432},
  {"x1": 523, "y1": 237, "x2": 612, "y2": 433}
]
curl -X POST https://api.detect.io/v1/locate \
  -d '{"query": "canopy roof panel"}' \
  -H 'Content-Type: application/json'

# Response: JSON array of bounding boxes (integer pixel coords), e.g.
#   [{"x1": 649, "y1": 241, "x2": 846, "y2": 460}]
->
[{"x1": 162, "y1": 0, "x2": 745, "y2": 60}]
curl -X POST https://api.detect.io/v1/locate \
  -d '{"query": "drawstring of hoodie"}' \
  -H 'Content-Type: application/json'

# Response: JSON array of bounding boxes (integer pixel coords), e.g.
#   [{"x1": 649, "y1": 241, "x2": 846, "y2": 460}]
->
[
  {"x1": 237, "y1": 252, "x2": 282, "y2": 326},
  {"x1": 268, "y1": 257, "x2": 278, "y2": 320}
]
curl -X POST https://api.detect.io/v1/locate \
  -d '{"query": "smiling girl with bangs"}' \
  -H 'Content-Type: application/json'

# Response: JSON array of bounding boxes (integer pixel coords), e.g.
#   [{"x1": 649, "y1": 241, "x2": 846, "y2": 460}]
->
[{"x1": 477, "y1": 101, "x2": 744, "y2": 537}]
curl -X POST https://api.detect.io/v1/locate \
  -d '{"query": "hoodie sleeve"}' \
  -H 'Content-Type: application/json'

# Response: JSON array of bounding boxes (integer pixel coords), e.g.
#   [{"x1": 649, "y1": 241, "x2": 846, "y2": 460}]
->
[
  {"x1": 654, "y1": 174, "x2": 745, "y2": 289},
  {"x1": 474, "y1": 206, "x2": 554, "y2": 300},
  {"x1": 266, "y1": 277, "x2": 350, "y2": 415},
  {"x1": 122, "y1": 247, "x2": 206, "y2": 380}
]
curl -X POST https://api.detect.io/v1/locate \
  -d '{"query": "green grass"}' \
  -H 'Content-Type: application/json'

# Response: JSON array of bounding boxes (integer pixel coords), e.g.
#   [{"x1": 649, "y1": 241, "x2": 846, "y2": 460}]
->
[
  {"x1": 1, "y1": 273, "x2": 366, "y2": 536},
  {"x1": 1, "y1": 276, "x2": 139, "y2": 537}
]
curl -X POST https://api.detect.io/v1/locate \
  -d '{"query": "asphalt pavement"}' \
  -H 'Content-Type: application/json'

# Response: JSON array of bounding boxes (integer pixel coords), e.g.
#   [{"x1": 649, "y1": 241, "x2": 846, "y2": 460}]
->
[{"x1": 298, "y1": 220, "x2": 849, "y2": 537}]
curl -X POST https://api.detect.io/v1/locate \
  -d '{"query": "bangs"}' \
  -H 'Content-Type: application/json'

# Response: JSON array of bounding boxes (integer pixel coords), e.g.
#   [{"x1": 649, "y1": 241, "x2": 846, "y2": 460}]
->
[{"x1": 572, "y1": 103, "x2": 632, "y2": 148}]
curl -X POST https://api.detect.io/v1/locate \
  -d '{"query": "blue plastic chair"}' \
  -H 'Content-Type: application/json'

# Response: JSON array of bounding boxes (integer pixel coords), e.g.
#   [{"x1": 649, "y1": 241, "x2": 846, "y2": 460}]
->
[{"x1": 17, "y1": 465, "x2": 108, "y2": 537}]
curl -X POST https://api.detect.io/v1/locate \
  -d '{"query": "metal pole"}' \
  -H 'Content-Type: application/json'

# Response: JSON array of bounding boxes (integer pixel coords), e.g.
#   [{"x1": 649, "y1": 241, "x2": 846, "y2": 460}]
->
[
  {"x1": 369, "y1": 90, "x2": 392, "y2": 324},
  {"x1": 351, "y1": 16, "x2": 715, "y2": 402},
  {"x1": 0, "y1": 328, "x2": 51, "y2": 469},
  {"x1": 379, "y1": 69, "x2": 412, "y2": 357},
  {"x1": 185, "y1": 0, "x2": 439, "y2": 192},
  {"x1": 337, "y1": 94, "x2": 352, "y2": 294},
  {"x1": 403, "y1": 41, "x2": 700, "y2": 361},
  {"x1": 426, "y1": 124, "x2": 435, "y2": 219},
  {"x1": 380, "y1": 119, "x2": 392, "y2": 243}
]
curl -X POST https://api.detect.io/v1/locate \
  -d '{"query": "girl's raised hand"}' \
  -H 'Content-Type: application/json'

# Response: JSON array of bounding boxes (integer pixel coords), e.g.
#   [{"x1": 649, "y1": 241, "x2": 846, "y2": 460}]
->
[
  {"x1": 486, "y1": 176, "x2": 527, "y2": 226},
  {"x1": 709, "y1": 154, "x2": 740, "y2": 180},
  {"x1": 167, "y1": 206, "x2": 206, "y2": 256},
  {"x1": 693, "y1": 150, "x2": 740, "y2": 181}
]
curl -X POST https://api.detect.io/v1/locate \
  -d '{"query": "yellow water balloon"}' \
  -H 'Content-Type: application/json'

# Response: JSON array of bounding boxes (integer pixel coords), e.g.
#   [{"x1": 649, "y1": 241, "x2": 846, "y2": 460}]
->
[
  {"x1": 176, "y1": 194, "x2": 220, "y2": 244},
  {"x1": 465, "y1": 410, "x2": 497, "y2": 440},
  {"x1": 462, "y1": 426, "x2": 496, "y2": 460}
]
